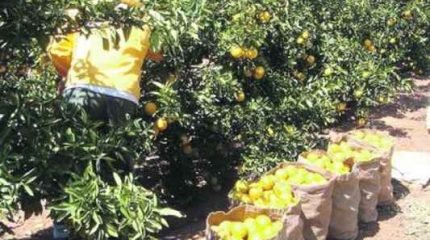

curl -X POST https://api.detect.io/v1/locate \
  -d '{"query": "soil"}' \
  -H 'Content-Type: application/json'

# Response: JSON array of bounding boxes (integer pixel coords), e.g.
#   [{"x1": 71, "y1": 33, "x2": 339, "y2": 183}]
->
[{"x1": 2, "y1": 77, "x2": 430, "y2": 240}]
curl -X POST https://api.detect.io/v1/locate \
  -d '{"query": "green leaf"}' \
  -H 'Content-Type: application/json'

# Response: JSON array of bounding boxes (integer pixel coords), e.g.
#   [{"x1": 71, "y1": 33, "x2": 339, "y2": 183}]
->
[{"x1": 113, "y1": 172, "x2": 122, "y2": 186}]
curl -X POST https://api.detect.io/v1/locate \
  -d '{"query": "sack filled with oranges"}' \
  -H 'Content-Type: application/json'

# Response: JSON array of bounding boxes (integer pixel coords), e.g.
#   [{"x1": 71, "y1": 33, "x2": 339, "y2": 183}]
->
[
  {"x1": 299, "y1": 150, "x2": 360, "y2": 240},
  {"x1": 265, "y1": 163, "x2": 334, "y2": 240},
  {"x1": 346, "y1": 129, "x2": 395, "y2": 205},
  {"x1": 206, "y1": 206, "x2": 289, "y2": 240},
  {"x1": 229, "y1": 173, "x2": 304, "y2": 239},
  {"x1": 328, "y1": 139, "x2": 382, "y2": 223}
]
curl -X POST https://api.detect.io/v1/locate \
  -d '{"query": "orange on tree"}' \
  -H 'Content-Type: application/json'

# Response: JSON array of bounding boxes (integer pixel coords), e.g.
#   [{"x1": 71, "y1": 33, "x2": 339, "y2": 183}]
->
[
  {"x1": 402, "y1": 10, "x2": 413, "y2": 20},
  {"x1": 389, "y1": 38, "x2": 397, "y2": 44},
  {"x1": 245, "y1": 48, "x2": 259, "y2": 60},
  {"x1": 296, "y1": 36, "x2": 305, "y2": 45},
  {"x1": 363, "y1": 39, "x2": 373, "y2": 48},
  {"x1": 323, "y1": 67, "x2": 334, "y2": 77},
  {"x1": 144, "y1": 102, "x2": 158, "y2": 116},
  {"x1": 367, "y1": 45, "x2": 377, "y2": 53},
  {"x1": 259, "y1": 11, "x2": 272, "y2": 23},
  {"x1": 230, "y1": 46, "x2": 244, "y2": 59},
  {"x1": 301, "y1": 30, "x2": 310, "y2": 40},
  {"x1": 387, "y1": 18, "x2": 397, "y2": 26},
  {"x1": 253, "y1": 66, "x2": 266, "y2": 80},
  {"x1": 235, "y1": 90, "x2": 246, "y2": 102},
  {"x1": 155, "y1": 118, "x2": 168, "y2": 132},
  {"x1": 354, "y1": 89, "x2": 364, "y2": 98}
]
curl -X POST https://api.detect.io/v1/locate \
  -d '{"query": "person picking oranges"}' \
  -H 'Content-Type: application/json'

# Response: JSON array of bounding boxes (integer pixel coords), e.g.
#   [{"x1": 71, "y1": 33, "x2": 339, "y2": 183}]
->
[{"x1": 47, "y1": 1, "x2": 163, "y2": 127}]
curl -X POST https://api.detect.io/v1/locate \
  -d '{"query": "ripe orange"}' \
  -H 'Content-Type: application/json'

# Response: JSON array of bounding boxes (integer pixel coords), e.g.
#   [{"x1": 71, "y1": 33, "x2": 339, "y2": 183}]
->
[
  {"x1": 235, "y1": 91, "x2": 246, "y2": 102},
  {"x1": 254, "y1": 66, "x2": 266, "y2": 80},
  {"x1": 363, "y1": 39, "x2": 373, "y2": 48},
  {"x1": 245, "y1": 48, "x2": 259, "y2": 60},
  {"x1": 301, "y1": 30, "x2": 310, "y2": 40},
  {"x1": 296, "y1": 37, "x2": 305, "y2": 45},
  {"x1": 230, "y1": 46, "x2": 244, "y2": 59},
  {"x1": 323, "y1": 67, "x2": 334, "y2": 77},
  {"x1": 402, "y1": 10, "x2": 412, "y2": 20},
  {"x1": 367, "y1": 45, "x2": 377, "y2": 53},
  {"x1": 155, "y1": 118, "x2": 168, "y2": 132},
  {"x1": 354, "y1": 89, "x2": 364, "y2": 98},
  {"x1": 249, "y1": 187, "x2": 263, "y2": 201},
  {"x1": 144, "y1": 102, "x2": 158, "y2": 116},
  {"x1": 387, "y1": 18, "x2": 397, "y2": 26},
  {"x1": 259, "y1": 11, "x2": 272, "y2": 23}
]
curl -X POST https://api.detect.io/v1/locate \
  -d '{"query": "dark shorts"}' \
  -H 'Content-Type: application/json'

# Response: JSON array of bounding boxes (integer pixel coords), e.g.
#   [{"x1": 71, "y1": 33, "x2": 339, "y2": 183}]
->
[{"x1": 63, "y1": 87, "x2": 137, "y2": 126}]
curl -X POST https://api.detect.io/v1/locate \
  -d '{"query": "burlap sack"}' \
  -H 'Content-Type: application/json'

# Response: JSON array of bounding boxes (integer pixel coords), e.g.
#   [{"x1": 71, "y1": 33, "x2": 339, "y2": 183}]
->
[
  {"x1": 347, "y1": 129, "x2": 394, "y2": 205},
  {"x1": 355, "y1": 158, "x2": 381, "y2": 223},
  {"x1": 229, "y1": 193, "x2": 304, "y2": 239},
  {"x1": 206, "y1": 205, "x2": 301, "y2": 240},
  {"x1": 329, "y1": 133, "x2": 382, "y2": 223},
  {"x1": 298, "y1": 151, "x2": 360, "y2": 240},
  {"x1": 265, "y1": 162, "x2": 335, "y2": 240}
]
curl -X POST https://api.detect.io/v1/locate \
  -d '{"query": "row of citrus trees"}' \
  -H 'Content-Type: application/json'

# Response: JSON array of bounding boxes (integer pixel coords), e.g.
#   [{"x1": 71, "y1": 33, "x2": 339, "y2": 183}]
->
[{"x1": 1, "y1": 0, "x2": 429, "y2": 239}]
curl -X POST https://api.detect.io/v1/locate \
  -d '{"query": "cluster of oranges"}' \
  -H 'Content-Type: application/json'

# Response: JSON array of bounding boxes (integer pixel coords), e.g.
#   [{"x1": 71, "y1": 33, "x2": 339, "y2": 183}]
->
[
  {"x1": 363, "y1": 39, "x2": 377, "y2": 53},
  {"x1": 328, "y1": 141, "x2": 376, "y2": 163},
  {"x1": 211, "y1": 214, "x2": 282, "y2": 240},
  {"x1": 144, "y1": 102, "x2": 168, "y2": 134},
  {"x1": 232, "y1": 165, "x2": 327, "y2": 209},
  {"x1": 230, "y1": 47, "x2": 259, "y2": 60}
]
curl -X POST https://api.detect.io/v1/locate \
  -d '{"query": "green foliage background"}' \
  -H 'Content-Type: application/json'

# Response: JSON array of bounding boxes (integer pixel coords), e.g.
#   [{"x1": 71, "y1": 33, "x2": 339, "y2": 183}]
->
[{"x1": 0, "y1": 0, "x2": 429, "y2": 239}]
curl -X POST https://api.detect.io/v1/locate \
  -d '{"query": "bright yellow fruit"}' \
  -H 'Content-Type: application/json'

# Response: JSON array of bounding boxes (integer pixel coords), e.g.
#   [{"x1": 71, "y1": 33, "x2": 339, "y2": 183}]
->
[
  {"x1": 301, "y1": 30, "x2": 310, "y2": 40},
  {"x1": 235, "y1": 91, "x2": 246, "y2": 102},
  {"x1": 297, "y1": 37, "x2": 305, "y2": 45},
  {"x1": 254, "y1": 66, "x2": 266, "y2": 80},
  {"x1": 231, "y1": 222, "x2": 248, "y2": 239},
  {"x1": 235, "y1": 180, "x2": 249, "y2": 194},
  {"x1": 249, "y1": 186, "x2": 264, "y2": 201},
  {"x1": 245, "y1": 48, "x2": 259, "y2": 59},
  {"x1": 260, "y1": 175, "x2": 275, "y2": 191},
  {"x1": 230, "y1": 46, "x2": 244, "y2": 59},
  {"x1": 274, "y1": 168, "x2": 289, "y2": 180},
  {"x1": 155, "y1": 118, "x2": 168, "y2": 132},
  {"x1": 256, "y1": 215, "x2": 272, "y2": 227},
  {"x1": 259, "y1": 11, "x2": 272, "y2": 23},
  {"x1": 364, "y1": 39, "x2": 373, "y2": 48}
]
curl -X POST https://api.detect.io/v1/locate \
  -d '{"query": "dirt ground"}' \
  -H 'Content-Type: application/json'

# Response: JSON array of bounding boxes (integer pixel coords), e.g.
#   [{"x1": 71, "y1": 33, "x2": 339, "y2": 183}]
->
[{"x1": 2, "y1": 77, "x2": 430, "y2": 240}]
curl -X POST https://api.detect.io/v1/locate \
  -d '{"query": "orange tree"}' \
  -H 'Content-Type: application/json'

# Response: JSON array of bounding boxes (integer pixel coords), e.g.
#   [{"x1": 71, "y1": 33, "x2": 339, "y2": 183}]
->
[{"x1": 1, "y1": 0, "x2": 429, "y2": 239}]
